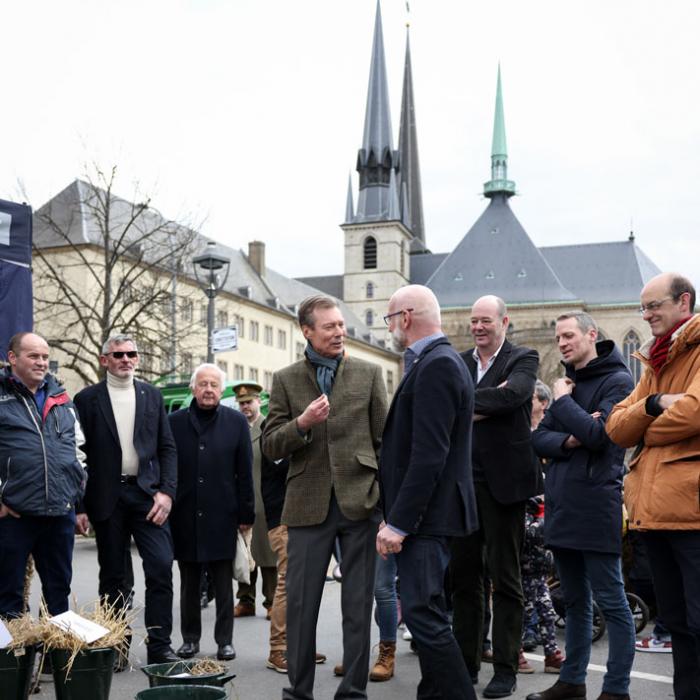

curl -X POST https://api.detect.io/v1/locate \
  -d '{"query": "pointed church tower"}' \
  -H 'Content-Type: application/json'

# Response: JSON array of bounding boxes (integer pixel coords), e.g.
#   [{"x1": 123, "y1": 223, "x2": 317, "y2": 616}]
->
[
  {"x1": 427, "y1": 67, "x2": 576, "y2": 307},
  {"x1": 398, "y1": 27, "x2": 427, "y2": 252},
  {"x1": 342, "y1": 0, "x2": 412, "y2": 333}
]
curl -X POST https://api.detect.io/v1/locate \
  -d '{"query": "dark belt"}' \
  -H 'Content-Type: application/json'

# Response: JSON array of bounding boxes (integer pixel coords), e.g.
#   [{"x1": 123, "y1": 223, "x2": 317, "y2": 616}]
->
[{"x1": 120, "y1": 475, "x2": 138, "y2": 485}]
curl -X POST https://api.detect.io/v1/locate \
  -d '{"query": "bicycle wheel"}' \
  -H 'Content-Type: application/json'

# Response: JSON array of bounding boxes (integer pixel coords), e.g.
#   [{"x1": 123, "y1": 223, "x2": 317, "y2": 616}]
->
[
  {"x1": 626, "y1": 592, "x2": 650, "y2": 634},
  {"x1": 592, "y1": 601, "x2": 606, "y2": 643}
]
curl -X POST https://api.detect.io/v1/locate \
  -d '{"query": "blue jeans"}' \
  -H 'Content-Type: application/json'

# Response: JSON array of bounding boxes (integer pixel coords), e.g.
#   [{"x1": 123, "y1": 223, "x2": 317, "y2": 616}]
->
[
  {"x1": 374, "y1": 553, "x2": 397, "y2": 642},
  {"x1": 553, "y1": 548, "x2": 635, "y2": 694},
  {"x1": 0, "y1": 512, "x2": 76, "y2": 616}
]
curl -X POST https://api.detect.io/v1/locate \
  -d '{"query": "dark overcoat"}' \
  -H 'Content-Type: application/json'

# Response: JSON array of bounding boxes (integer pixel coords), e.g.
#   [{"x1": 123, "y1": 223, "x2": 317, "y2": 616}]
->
[
  {"x1": 168, "y1": 402, "x2": 254, "y2": 562},
  {"x1": 379, "y1": 337, "x2": 478, "y2": 536},
  {"x1": 533, "y1": 340, "x2": 633, "y2": 553}
]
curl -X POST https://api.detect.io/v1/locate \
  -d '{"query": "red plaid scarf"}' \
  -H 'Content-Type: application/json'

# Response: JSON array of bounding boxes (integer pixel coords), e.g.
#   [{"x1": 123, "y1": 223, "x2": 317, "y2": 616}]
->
[{"x1": 649, "y1": 317, "x2": 691, "y2": 374}]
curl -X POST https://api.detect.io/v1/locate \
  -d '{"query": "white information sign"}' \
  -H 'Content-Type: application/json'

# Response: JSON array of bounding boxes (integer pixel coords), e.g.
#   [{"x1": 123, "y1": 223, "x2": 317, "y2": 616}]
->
[{"x1": 212, "y1": 325, "x2": 238, "y2": 353}]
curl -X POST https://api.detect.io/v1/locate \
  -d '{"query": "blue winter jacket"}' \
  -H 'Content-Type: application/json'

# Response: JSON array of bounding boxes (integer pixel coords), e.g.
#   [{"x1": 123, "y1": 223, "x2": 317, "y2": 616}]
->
[
  {"x1": 532, "y1": 341, "x2": 633, "y2": 554},
  {"x1": 0, "y1": 369, "x2": 86, "y2": 517}
]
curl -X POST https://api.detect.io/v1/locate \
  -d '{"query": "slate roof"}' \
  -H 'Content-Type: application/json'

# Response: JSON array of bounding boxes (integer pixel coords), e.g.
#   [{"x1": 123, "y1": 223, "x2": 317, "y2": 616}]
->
[
  {"x1": 33, "y1": 180, "x2": 390, "y2": 353},
  {"x1": 294, "y1": 275, "x2": 344, "y2": 299},
  {"x1": 410, "y1": 252, "x2": 447, "y2": 285},
  {"x1": 540, "y1": 239, "x2": 661, "y2": 305},
  {"x1": 426, "y1": 194, "x2": 577, "y2": 307}
]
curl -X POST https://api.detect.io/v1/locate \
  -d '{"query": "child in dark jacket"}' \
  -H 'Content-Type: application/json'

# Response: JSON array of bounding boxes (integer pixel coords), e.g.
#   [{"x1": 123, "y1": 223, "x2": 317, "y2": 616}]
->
[{"x1": 519, "y1": 496, "x2": 564, "y2": 674}]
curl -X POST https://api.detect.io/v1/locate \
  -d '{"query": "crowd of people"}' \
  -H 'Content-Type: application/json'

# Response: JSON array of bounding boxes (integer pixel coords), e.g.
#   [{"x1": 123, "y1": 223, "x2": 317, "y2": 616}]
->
[{"x1": 0, "y1": 271, "x2": 698, "y2": 700}]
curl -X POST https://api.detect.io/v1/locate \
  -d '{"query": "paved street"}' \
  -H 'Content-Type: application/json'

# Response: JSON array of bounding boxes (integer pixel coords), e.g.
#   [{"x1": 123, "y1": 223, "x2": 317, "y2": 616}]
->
[{"x1": 27, "y1": 537, "x2": 675, "y2": 700}]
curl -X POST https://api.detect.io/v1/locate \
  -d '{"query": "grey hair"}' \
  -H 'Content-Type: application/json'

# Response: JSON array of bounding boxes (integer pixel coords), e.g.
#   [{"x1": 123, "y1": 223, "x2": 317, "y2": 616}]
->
[
  {"x1": 189, "y1": 363, "x2": 226, "y2": 390},
  {"x1": 297, "y1": 294, "x2": 339, "y2": 329},
  {"x1": 556, "y1": 311, "x2": 598, "y2": 334},
  {"x1": 534, "y1": 379, "x2": 552, "y2": 405},
  {"x1": 102, "y1": 334, "x2": 138, "y2": 354}
]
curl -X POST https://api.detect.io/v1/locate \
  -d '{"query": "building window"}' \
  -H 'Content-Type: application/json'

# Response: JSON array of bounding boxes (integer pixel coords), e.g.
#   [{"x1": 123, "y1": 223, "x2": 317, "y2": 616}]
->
[
  {"x1": 217, "y1": 360, "x2": 228, "y2": 378},
  {"x1": 216, "y1": 309, "x2": 229, "y2": 328},
  {"x1": 250, "y1": 321, "x2": 259, "y2": 342},
  {"x1": 234, "y1": 363, "x2": 244, "y2": 380},
  {"x1": 234, "y1": 314, "x2": 244, "y2": 338},
  {"x1": 264, "y1": 325, "x2": 273, "y2": 346},
  {"x1": 366, "y1": 281, "x2": 374, "y2": 298},
  {"x1": 199, "y1": 303, "x2": 207, "y2": 328},
  {"x1": 182, "y1": 352, "x2": 193, "y2": 376},
  {"x1": 363, "y1": 236, "x2": 377, "y2": 269},
  {"x1": 386, "y1": 370, "x2": 394, "y2": 394},
  {"x1": 296, "y1": 342, "x2": 305, "y2": 361},
  {"x1": 365, "y1": 309, "x2": 374, "y2": 327},
  {"x1": 263, "y1": 371, "x2": 273, "y2": 390},
  {"x1": 180, "y1": 298, "x2": 194, "y2": 323},
  {"x1": 160, "y1": 292, "x2": 172, "y2": 318},
  {"x1": 623, "y1": 330, "x2": 642, "y2": 383},
  {"x1": 249, "y1": 367, "x2": 259, "y2": 382},
  {"x1": 140, "y1": 345, "x2": 153, "y2": 373},
  {"x1": 277, "y1": 329, "x2": 287, "y2": 350}
]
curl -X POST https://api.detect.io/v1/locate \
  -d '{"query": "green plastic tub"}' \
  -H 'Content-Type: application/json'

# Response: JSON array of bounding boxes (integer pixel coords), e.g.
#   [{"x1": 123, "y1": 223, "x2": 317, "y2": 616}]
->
[{"x1": 135, "y1": 686, "x2": 227, "y2": 700}]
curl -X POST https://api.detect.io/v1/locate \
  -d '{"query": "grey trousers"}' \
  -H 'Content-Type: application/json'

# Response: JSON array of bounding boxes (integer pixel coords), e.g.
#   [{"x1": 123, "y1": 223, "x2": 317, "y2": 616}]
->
[{"x1": 283, "y1": 494, "x2": 378, "y2": 700}]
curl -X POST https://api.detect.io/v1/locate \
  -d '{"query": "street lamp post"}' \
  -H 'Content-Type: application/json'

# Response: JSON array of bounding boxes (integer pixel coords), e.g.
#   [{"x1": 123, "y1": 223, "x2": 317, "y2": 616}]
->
[{"x1": 193, "y1": 241, "x2": 231, "y2": 363}]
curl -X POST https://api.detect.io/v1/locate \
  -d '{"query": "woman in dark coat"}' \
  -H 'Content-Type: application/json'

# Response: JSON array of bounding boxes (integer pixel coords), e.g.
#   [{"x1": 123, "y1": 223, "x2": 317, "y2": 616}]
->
[{"x1": 168, "y1": 364, "x2": 254, "y2": 661}]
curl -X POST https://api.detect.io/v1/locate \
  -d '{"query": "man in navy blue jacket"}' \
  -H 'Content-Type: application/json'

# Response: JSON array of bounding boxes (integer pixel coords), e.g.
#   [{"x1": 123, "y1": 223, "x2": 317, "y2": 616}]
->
[
  {"x1": 378, "y1": 284, "x2": 478, "y2": 700},
  {"x1": 529, "y1": 312, "x2": 635, "y2": 700}
]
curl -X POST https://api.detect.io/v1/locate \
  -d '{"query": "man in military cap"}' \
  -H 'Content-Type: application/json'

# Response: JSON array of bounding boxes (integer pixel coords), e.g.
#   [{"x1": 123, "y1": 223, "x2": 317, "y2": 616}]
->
[{"x1": 234, "y1": 382, "x2": 278, "y2": 619}]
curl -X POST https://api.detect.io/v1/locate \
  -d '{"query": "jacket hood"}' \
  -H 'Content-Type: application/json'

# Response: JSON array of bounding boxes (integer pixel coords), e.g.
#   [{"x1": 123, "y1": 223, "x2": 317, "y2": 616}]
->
[{"x1": 564, "y1": 339, "x2": 629, "y2": 381}]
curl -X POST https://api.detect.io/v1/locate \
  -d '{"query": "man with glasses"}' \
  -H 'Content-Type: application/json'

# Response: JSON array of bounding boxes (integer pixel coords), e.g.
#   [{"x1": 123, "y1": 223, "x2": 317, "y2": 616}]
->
[
  {"x1": 74, "y1": 334, "x2": 178, "y2": 665},
  {"x1": 607, "y1": 273, "x2": 700, "y2": 700}
]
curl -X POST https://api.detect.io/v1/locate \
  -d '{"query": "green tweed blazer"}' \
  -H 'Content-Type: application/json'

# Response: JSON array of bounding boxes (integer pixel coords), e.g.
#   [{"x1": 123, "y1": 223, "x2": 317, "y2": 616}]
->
[{"x1": 262, "y1": 355, "x2": 388, "y2": 527}]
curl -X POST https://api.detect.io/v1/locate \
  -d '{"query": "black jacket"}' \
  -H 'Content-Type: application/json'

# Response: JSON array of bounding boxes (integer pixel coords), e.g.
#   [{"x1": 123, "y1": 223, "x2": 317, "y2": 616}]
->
[
  {"x1": 379, "y1": 337, "x2": 478, "y2": 537},
  {"x1": 259, "y1": 418, "x2": 288, "y2": 531},
  {"x1": 168, "y1": 402, "x2": 254, "y2": 562},
  {"x1": 0, "y1": 370, "x2": 86, "y2": 516},
  {"x1": 461, "y1": 340, "x2": 540, "y2": 504},
  {"x1": 74, "y1": 379, "x2": 177, "y2": 522},
  {"x1": 533, "y1": 340, "x2": 633, "y2": 553}
]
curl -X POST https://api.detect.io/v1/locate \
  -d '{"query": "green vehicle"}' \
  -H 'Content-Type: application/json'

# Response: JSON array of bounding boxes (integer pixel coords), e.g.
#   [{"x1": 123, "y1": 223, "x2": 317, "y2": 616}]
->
[{"x1": 157, "y1": 378, "x2": 269, "y2": 415}]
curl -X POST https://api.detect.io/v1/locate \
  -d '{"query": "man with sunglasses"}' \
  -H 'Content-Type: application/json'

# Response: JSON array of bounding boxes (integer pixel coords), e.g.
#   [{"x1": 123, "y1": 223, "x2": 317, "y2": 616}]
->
[
  {"x1": 74, "y1": 334, "x2": 178, "y2": 665},
  {"x1": 607, "y1": 273, "x2": 700, "y2": 700}
]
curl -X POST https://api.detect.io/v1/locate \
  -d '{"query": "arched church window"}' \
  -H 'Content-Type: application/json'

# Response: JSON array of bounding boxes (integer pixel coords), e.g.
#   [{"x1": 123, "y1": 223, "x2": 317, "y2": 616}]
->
[
  {"x1": 623, "y1": 330, "x2": 642, "y2": 383},
  {"x1": 363, "y1": 236, "x2": 377, "y2": 269},
  {"x1": 365, "y1": 309, "x2": 374, "y2": 327},
  {"x1": 366, "y1": 281, "x2": 374, "y2": 299}
]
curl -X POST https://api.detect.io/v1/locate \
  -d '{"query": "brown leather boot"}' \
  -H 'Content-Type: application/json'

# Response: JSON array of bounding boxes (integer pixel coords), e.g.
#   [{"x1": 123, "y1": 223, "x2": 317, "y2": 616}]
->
[
  {"x1": 369, "y1": 641, "x2": 396, "y2": 682},
  {"x1": 526, "y1": 680, "x2": 587, "y2": 700}
]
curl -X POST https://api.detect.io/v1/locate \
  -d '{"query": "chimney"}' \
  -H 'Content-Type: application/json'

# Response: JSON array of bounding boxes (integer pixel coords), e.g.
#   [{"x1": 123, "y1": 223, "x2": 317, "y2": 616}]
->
[{"x1": 248, "y1": 240, "x2": 266, "y2": 277}]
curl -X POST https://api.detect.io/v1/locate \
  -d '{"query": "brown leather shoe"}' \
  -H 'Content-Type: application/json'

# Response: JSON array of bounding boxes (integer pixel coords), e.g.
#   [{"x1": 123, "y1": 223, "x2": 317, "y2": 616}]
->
[
  {"x1": 234, "y1": 602, "x2": 255, "y2": 617},
  {"x1": 266, "y1": 650, "x2": 287, "y2": 673},
  {"x1": 595, "y1": 694, "x2": 629, "y2": 700},
  {"x1": 334, "y1": 663, "x2": 344, "y2": 676},
  {"x1": 369, "y1": 641, "x2": 395, "y2": 682},
  {"x1": 315, "y1": 652, "x2": 327, "y2": 664},
  {"x1": 526, "y1": 680, "x2": 587, "y2": 700}
]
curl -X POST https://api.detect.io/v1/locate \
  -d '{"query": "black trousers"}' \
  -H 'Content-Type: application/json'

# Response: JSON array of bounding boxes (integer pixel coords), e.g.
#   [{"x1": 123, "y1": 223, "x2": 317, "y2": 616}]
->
[
  {"x1": 450, "y1": 481, "x2": 525, "y2": 677},
  {"x1": 179, "y1": 559, "x2": 233, "y2": 646},
  {"x1": 643, "y1": 530, "x2": 700, "y2": 700},
  {"x1": 398, "y1": 535, "x2": 475, "y2": 700},
  {"x1": 92, "y1": 483, "x2": 174, "y2": 654},
  {"x1": 283, "y1": 494, "x2": 378, "y2": 700}
]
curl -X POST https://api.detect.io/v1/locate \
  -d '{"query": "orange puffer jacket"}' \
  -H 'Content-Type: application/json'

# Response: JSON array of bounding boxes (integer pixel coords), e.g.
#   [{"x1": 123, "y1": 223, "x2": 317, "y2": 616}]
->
[{"x1": 606, "y1": 314, "x2": 700, "y2": 530}]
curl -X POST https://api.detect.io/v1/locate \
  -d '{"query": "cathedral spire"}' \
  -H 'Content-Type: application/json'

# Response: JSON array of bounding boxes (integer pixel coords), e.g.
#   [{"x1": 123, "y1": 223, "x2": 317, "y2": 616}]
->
[
  {"x1": 344, "y1": 173, "x2": 354, "y2": 224},
  {"x1": 398, "y1": 26, "x2": 426, "y2": 251},
  {"x1": 484, "y1": 64, "x2": 516, "y2": 198},
  {"x1": 355, "y1": 0, "x2": 398, "y2": 223}
]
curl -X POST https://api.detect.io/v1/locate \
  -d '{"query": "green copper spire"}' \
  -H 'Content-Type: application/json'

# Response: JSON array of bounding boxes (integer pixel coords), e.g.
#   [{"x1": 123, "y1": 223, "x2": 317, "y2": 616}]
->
[{"x1": 484, "y1": 64, "x2": 516, "y2": 198}]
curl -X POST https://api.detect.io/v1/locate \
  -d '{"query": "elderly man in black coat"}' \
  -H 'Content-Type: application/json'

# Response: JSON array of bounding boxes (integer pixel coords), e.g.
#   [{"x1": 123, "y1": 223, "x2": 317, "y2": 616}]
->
[{"x1": 168, "y1": 363, "x2": 254, "y2": 661}]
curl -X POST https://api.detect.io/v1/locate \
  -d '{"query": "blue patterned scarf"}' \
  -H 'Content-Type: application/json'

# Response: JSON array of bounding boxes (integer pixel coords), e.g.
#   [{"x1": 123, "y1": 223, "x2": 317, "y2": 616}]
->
[{"x1": 305, "y1": 342, "x2": 343, "y2": 396}]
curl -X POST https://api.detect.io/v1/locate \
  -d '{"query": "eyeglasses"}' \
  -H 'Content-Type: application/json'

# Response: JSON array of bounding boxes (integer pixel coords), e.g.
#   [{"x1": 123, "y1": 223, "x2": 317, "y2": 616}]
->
[
  {"x1": 107, "y1": 351, "x2": 138, "y2": 359},
  {"x1": 383, "y1": 308, "x2": 414, "y2": 326},
  {"x1": 638, "y1": 296, "x2": 677, "y2": 315}
]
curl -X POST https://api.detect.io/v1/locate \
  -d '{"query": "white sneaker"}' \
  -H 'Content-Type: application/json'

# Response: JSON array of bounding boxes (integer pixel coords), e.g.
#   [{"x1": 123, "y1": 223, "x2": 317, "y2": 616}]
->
[
  {"x1": 636, "y1": 636, "x2": 672, "y2": 653},
  {"x1": 402, "y1": 628, "x2": 413, "y2": 641}
]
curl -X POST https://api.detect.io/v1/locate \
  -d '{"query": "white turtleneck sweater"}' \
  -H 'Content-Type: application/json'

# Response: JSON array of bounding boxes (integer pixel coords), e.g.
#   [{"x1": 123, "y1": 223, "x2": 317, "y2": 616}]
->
[{"x1": 107, "y1": 372, "x2": 139, "y2": 476}]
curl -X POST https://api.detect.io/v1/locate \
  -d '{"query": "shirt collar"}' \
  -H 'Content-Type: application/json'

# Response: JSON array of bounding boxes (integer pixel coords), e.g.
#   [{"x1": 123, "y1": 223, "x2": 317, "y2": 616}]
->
[
  {"x1": 472, "y1": 339, "x2": 506, "y2": 367},
  {"x1": 407, "y1": 332, "x2": 446, "y2": 358}
]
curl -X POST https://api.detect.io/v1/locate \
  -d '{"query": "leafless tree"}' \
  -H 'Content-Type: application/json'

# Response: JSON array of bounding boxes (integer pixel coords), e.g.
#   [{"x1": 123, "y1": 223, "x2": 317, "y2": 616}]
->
[{"x1": 31, "y1": 165, "x2": 202, "y2": 385}]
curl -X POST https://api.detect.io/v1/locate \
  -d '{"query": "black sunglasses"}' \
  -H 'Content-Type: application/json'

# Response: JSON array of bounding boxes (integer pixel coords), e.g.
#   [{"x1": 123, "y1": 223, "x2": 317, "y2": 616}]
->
[{"x1": 107, "y1": 351, "x2": 138, "y2": 359}]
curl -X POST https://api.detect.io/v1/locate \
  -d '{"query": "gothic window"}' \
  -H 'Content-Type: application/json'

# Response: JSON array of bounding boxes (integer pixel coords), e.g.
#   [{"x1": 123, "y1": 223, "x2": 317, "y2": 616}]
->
[
  {"x1": 363, "y1": 236, "x2": 377, "y2": 269},
  {"x1": 365, "y1": 309, "x2": 374, "y2": 327},
  {"x1": 623, "y1": 330, "x2": 642, "y2": 383},
  {"x1": 366, "y1": 281, "x2": 374, "y2": 299}
]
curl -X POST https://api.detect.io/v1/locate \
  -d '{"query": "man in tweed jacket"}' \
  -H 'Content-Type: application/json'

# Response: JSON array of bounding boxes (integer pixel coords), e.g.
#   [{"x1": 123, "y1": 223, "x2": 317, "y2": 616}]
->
[{"x1": 263, "y1": 294, "x2": 388, "y2": 700}]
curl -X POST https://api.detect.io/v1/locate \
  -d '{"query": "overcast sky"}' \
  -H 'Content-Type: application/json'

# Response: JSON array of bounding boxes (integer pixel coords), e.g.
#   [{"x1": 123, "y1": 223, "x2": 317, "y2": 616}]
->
[{"x1": 3, "y1": 0, "x2": 700, "y2": 290}]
